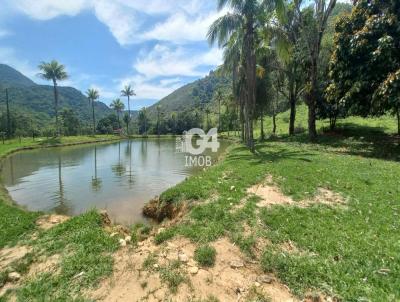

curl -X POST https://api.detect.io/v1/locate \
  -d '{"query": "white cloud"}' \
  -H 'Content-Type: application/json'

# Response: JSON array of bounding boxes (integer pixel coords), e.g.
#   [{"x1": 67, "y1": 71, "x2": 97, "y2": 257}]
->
[
  {"x1": 10, "y1": 0, "x2": 90, "y2": 20},
  {"x1": 93, "y1": 1, "x2": 140, "y2": 46},
  {"x1": 6, "y1": 0, "x2": 221, "y2": 46},
  {"x1": 88, "y1": 84, "x2": 116, "y2": 99},
  {"x1": 118, "y1": 74, "x2": 182, "y2": 101},
  {"x1": 142, "y1": 11, "x2": 220, "y2": 43},
  {"x1": 134, "y1": 44, "x2": 222, "y2": 79},
  {"x1": 0, "y1": 29, "x2": 12, "y2": 38},
  {"x1": 0, "y1": 47, "x2": 38, "y2": 80},
  {"x1": 3, "y1": 0, "x2": 224, "y2": 103},
  {"x1": 116, "y1": 43, "x2": 222, "y2": 101}
]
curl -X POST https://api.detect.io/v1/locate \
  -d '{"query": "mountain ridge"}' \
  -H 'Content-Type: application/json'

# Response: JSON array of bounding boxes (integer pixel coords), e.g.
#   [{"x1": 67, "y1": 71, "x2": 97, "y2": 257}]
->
[{"x1": 0, "y1": 64, "x2": 112, "y2": 129}]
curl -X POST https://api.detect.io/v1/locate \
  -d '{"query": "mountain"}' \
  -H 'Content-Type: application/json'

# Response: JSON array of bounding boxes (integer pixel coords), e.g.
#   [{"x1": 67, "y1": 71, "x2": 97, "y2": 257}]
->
[
  {"x1": 0, "y1": 64, "x2": 36, "y2": 87},
  {"x1": 146, "y1": 71, "x2": 231, "y2": 118},
  {"x1": 0, "y1": 64, "x2": 112, "y2": 128}
]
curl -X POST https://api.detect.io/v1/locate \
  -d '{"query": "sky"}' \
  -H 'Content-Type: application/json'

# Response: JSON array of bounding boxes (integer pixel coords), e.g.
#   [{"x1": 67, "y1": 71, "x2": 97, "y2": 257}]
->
[
  {"x1": 0, "y1": 0, "x2": 225, "y2": 108},
  {"x1": 0, "y1": 0, "x2": 351, "y2": 109}
]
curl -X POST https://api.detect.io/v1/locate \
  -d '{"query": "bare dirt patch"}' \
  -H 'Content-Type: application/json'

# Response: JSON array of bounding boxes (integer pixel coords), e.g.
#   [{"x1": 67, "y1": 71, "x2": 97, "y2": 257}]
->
[
  {"x1": 88, "y1": 236, "x2": 297, "y2": 302},
  {"x1": 27, "y1": 254, "x2": 60, "y2": 277},
  {"x1": 0, "y1": 245, "x2": 31, "y2": 271},
  {"x1": 247, "y1": 176, "x2": 347, "y2": 209},
  {"x1": 36, "y1": 214, "x2": 70, "y2": 230},
  {"x1": 247, "y1": 176, "x2": 294, "y2": 208},
  {"x1": 307, "y1": 188, "x2": 347, "y2": 207}
]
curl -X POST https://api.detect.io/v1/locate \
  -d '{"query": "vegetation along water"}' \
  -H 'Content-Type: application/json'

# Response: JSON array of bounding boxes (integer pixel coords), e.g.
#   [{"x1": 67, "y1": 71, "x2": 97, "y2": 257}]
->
[{"x1": 0, "y1": 0, "x2": 399, "y2": 301}]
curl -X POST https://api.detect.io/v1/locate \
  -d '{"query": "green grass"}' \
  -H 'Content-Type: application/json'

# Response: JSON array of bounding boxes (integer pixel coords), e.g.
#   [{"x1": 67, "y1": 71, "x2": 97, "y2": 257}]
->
[
  {"x1": 158, "y1": 260, "x2": 188, "y2": 294},
  {"x1": 16, "y1": 211, "x2": 118, "y2": 301},
  {"x1": 1, "y1": 108, "x2": 399, "y2": 300},
  {"x1": 0, "y1": 134, "x2": 119, "y2": 158},
  {"x1": 194, "y1": 245, "x2": 217, "y2": 267},
  {"x1": 0, "y1": 202, "x2": 39, "y2": 248},
  {"x1": 153, "y1": 110, "x2": 400, "y2": 300}
]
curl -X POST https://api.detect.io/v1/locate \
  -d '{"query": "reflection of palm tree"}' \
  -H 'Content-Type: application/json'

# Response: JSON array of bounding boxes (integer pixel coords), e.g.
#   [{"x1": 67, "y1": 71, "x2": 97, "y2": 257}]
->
[
  {"x1": 140, "y1": 140, "x2": 147, "y2": 163},
  {"x1": 91, "y1": 146, "x2": 102, "y2": 191},
  {"x1": 127, "y1": 141, "x2": 134, "y2": 186},
  {"x1": 112, "y1": 142, "x2": 125, "y2": 177},
  {"x1": 54, "y1": 154, "x2": 70, "y2": 214}
]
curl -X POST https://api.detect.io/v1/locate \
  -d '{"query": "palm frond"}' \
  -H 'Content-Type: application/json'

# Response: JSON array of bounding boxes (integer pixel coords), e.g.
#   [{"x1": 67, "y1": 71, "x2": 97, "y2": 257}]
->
[
  {"x1": 207, "y1": 13, "x2": 242, "y2": 47},
  {"x1": 37, "y1": 60, "x2": 68, "y2": 82},
  {"x1": 86, "y1": 88, "x2": 99, "y2": 101}
]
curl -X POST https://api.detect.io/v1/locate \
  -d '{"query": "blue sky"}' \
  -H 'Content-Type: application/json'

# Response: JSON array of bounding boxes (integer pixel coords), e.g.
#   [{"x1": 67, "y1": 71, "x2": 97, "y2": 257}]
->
[{"x1": 0, "y1": 0, "x2": 225, "y2": 108}]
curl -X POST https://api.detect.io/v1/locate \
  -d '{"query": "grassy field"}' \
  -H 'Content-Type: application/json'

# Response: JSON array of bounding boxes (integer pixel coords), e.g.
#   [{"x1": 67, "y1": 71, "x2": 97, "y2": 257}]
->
[
  {"x1": 1, "y1": 112, "x2": 399, "y2": 300},
  {"x1": 154, "y1": 108, "x2": 400, "y2": 301}
]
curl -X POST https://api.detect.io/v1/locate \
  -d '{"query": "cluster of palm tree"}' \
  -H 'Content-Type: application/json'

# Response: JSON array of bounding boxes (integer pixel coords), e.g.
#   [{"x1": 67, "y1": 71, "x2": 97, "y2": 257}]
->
[
  {"x1": 208, "y1": 0, "x2": 337, "y2": 151},
  {"x1": 38, "y1": 60, "x2": 137, "y2": 136}
]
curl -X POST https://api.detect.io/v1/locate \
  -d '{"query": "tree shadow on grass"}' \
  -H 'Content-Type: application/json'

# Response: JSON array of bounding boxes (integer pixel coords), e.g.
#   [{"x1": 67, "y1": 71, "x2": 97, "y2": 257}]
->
[
  {"x1": 274, "y1": 123, "x2": 400, "y2": 162},
  {"x1": 225, "y1": 144, "x2": 315, "y2": 166}
]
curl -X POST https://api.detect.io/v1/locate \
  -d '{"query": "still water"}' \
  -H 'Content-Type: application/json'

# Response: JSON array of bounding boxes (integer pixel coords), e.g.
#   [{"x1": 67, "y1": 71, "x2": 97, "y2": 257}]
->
[{"x1": 0, "y1": 139, "x2": 228, "y2": 225}]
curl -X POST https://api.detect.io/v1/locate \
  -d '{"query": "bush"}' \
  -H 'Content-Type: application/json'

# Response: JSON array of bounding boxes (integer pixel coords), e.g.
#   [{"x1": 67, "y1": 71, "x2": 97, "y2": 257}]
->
[{"x1": 194, "y1": 245, "x2": 216, "y2": 267}]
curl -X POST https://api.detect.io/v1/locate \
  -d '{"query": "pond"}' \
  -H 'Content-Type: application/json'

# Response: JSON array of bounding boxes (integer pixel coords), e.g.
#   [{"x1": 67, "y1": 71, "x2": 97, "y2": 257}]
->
[{"x1": 0, "y1": 139, "x2": 228, "y2": 225}]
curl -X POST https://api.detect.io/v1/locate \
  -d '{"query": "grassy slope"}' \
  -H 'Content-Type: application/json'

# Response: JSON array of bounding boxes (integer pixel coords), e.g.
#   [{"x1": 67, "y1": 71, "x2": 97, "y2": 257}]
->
[
  {"x1": 155, "y1": 107, "x2": 400, "y2": 301},
  {"x1": 0, "y1": 135, "x2": 120, "y2": 301}
]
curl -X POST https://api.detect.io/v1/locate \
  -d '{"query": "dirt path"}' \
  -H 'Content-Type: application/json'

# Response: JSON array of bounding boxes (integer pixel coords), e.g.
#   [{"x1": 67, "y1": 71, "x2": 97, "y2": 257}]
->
[{"x1": 89, "y1": 236, "x2": 296, "y2": 302}]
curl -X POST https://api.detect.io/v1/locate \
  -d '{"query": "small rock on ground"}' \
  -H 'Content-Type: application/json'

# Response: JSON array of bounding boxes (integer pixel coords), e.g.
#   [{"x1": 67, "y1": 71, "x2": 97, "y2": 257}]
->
[
  {"x1": 256, "y1": 274, "x2": 273, "y2": 284},
  {"x1": 230, "y1": 260, "x2": 244, "y2": 269},
  {"x1": 188, "y1": 266, "x2": 199, "y2": 274},
  {"x1": 8, "y1": 272, "x2": 21, "y2": 282},
  {"x1": 178, "y1": 253, "x2": 189, "y2": 263}
]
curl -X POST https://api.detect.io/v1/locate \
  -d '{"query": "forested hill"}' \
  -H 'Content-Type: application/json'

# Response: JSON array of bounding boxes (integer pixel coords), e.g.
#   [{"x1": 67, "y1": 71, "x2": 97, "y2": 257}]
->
[
  {"x1": 0, "y1": 64, "x2": 36, "y2": 87},
  {"x1": 146, "y1": 71, "x2": 231, "y2": 118},
  {"x1": 0, "y1": 64, "x2": 112, "y2": 128}
]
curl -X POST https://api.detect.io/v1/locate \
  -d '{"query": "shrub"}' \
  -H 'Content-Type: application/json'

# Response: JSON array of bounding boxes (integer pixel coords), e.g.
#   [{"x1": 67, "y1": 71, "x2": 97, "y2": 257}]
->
[{"x1": 194, "y1": 245, "x2": 216, "y2": 267}]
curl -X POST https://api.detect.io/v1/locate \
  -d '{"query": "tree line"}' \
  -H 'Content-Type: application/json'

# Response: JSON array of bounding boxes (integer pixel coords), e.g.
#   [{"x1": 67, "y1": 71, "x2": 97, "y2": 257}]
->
[{"x1": 207, "y1": 0, "x2": 399, "y2": 152}]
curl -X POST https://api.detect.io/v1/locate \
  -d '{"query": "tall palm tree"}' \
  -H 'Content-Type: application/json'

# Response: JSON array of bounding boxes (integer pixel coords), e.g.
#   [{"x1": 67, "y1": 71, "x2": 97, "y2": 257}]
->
[
  {"x1": 205, "y1": 107, "x2": 212, "y2": 131},
  {"x1": 208, "y1": 0, "x2": 284, "y2": 152},
  {"x1": 300, "y1": 0, "x2": 337, "y2": 140},
  {"x1": 215, "y1": 90, "x2": 223, "y2": 130},
  {"x1": 121, "y1": 85, "x2": 136, "y2": 134},
  {"x1": 86, "y1": 88, "x2": 99, "y2": 135},
  {"x1": 156, "y1": 105, "x2": 162, "y2": 136},
  {"x1": 110, "y1": 98, "x2": 125, "y2": 129},
  {"x1": 38, "y1": 60, "x2": 68, "y2": 136}
]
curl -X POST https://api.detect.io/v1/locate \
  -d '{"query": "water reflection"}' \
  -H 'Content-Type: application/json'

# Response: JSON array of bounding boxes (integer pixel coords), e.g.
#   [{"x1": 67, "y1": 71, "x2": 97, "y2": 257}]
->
[
  {"x1": 112, "y1": 142, "x2": 125, "y2": 178},
  {"x1": 91, "y1": 147, "x2": 102, "y2": 191},
  {"x1": 0, "y1": 139, "x2": 228, "y2": 225},
  {"x1": 53, "y1": 154, "x2": 70, "y2": 215}
]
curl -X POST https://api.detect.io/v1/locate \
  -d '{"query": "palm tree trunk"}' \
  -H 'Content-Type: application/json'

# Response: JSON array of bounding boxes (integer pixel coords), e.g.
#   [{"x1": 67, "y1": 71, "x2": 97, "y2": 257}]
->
[
  {"x1": 92, "y1": 101, "x2": 96, "y2": 135},
  {"x1": 5, "y1": 88, "x2": 11, "y2": 139},
  {"x1": 397, "y1": 107, "x2": 400, "y2": 136},
  {"x1": 244, "y1": 17, "x2": 256, "y2": 153},
  {"x1": 289, "y1": 87, "x2": 296, "y2": 135},
  {"x1": 53, "y1": 79, "x2": 60, "y2": 136},
  {"x1": 260, "y1": 109, "x2": 264, "y2": 141},
  {"x1": 218, "y1": 98, "x2": 221, "y2": 130},
  {"x1": 308, "y1": 56, "x2": 318, "y2": 141},
  {"x1": 127, "y1": 95, "x2": 131, "y2": 135},
  {"x1": 117, "y1": 111, "x2": 121, "y2": 129}
]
